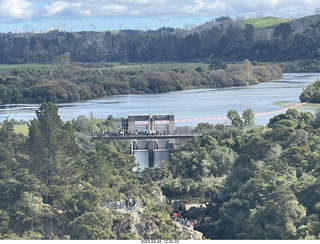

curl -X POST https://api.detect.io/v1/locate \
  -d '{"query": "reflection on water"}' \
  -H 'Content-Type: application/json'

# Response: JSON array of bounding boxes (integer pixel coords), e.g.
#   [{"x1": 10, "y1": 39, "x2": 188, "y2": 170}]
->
[{"x1": 1, "y1": 73, "x2": 320, "y2": 125}]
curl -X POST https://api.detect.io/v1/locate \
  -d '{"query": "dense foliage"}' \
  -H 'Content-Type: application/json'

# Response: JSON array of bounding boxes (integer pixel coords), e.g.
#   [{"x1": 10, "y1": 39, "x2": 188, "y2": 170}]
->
[
  {"x1": 1, "y1": 16, "x2": 320, "y2": 64},
  {"x1": 1, "y1": 102, "x2": 320, "y2": 240},
  {"x1": 300, "y1": 79, "x2": 320, "y2": 103},
  {"x1": 0, "y1": 60, "x2": 281, "y2": 104},
  {"x1": 0, "y1": 102, "x2": 189, "y2": 240},
  {"x1": 147, "y1": 108, "x2": 320, "y2": 240}
]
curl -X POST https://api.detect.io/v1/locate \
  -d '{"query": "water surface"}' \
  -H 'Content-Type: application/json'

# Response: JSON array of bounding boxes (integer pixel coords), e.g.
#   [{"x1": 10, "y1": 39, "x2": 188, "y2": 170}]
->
[{"x1": 1, "y1": 73, "x2": 320, "y2": 125}]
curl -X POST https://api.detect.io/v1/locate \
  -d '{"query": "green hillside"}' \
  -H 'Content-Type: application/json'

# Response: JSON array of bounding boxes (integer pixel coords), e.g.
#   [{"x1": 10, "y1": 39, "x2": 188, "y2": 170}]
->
[{"x1": 241, "y1": 16, "x2": 291, "y2": 28}]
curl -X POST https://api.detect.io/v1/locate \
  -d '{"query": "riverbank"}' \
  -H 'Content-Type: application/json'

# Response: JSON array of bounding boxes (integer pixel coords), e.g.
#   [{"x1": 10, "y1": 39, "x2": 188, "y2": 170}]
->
[
  {"x1": 0, "y1": 60, "x2": 282, "y2": 105},
  {"x1": 275, "y1": 101, "x2": 320, "y2": 110},
  {"x1": 1, "y1": 73, "x2": 320, "y2": 126}
]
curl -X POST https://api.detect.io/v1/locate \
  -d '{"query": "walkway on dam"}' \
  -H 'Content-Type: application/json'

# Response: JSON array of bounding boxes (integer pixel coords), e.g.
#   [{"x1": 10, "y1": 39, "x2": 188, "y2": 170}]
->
[{"x1": 92, "y1": 130, "x2": 202, "y2": 141}]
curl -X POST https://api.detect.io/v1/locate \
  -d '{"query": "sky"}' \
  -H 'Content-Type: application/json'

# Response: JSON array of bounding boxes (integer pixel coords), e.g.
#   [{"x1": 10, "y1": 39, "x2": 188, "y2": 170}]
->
[{"x1": 0, "y1": 0, "x2": 319, "y2": 33}]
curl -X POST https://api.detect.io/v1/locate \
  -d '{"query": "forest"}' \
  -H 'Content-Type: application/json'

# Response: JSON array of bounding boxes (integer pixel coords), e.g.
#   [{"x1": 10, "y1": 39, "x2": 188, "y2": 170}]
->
[
  {"x1": 0, "y1": 15, "x2": 320, "y2": 65},
  {"x1": 0, "y1": 59, "x2": 282, "y2": 104},
  {"x1": 1, "y1": 102, "x2": 320, "y2": 240}
]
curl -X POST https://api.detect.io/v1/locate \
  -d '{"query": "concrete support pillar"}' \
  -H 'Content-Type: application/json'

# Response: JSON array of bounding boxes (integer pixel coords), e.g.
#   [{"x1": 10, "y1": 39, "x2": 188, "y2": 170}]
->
[
  {"x1": 130, "y1": 140, "x2": 134, "y2": 154},
  {"x1": 168, "y1": 115, "x2": 175, "y2": 134},
  {"x1": 147, "y1": 140, "x2": 155, "y2": 167},
  {"x1": 150, "y1": 117, "x2": 154, "y2": 131},
  {"x1": 128, "y1": 116, "x2": 135, "y2": 132},
  {"x1": 167, "y1": 139, "x2": 175, "y2": 154}
]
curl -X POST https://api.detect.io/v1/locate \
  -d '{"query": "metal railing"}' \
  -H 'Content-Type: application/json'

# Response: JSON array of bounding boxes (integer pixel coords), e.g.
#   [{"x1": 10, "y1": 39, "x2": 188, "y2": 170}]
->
[
  {"x1": 170, "y1": 216, "x2": 194, "y2": 230},
  {"x1": 89, "y1": 130, "x2": 202, "y2": 138},
  {"x1": 100, "y1": 201, "x2": 139, "y2": 212}
]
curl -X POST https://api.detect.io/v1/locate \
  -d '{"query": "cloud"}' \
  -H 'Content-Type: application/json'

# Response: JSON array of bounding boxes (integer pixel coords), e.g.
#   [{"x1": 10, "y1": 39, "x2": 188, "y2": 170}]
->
[
  {"x1": 1, "y1": 0, "x2": 319, "y2": 20},
  {"x1": 0, "y1": 0, "x2": 34, "y2": 19},
  {"x1": 43, "y1": 1, "x2": 90, "y2": 17},
  {"x1": 179, "y1": 0, "x2": 232, "y2": 15},
  {"x1": 223, "y1": 0, "x2": 319, "y2": 16},
  {"x1": 99, "y1": 4, "x2": 128, "y2": 15},
  {"x1": 0, "y1": 0, "x2": 319, "y2": 32}
]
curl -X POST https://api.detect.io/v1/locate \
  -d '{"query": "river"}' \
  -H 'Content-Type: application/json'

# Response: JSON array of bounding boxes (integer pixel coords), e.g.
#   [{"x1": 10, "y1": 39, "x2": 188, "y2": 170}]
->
[{"x1": 1, "y1": 73, "x2": 320, "y2": 126}]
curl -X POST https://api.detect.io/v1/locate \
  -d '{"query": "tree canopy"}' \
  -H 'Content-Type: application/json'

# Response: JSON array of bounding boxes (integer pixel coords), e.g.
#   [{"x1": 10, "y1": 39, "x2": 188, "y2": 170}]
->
[
  {"x1": 300, "y1": 79, "x2": 320, "y2": 103},
  {"x1": 1, "y1": 104, "x2": 320, "y2": 240}
]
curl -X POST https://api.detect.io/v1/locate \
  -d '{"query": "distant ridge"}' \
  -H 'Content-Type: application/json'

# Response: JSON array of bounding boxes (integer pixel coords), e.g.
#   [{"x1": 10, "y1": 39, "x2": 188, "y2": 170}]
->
[
  {"x1": 289, "y1": 14, "x2": 320, "y2": 29},
  {"x1": 184, "y1": 14, "x2": 320, "y2": 35}
]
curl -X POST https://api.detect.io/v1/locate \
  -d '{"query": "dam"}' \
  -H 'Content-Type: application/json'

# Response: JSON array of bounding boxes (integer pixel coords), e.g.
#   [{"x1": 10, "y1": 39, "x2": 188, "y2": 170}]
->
[
  {"x1": 92, "y1": 114, "x2": 201, "y2": 170},
  {"x1": 115, "y1": 114, "x2": 195, "y2": 170},
  {"x1": 131, "y1": 139, "x2": 175, "y2": 171}
]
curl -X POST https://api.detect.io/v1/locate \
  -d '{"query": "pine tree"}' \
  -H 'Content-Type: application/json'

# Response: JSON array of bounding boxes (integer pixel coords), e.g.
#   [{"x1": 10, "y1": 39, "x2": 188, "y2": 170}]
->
[{"x1": 27, "y1": 102, "x2": 81, "y2": 206}]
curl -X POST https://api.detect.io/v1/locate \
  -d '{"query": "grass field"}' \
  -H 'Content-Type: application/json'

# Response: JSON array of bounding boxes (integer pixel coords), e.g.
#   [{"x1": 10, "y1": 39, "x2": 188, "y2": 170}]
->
[
  {"x1": 241, "y1": 16, "x2": 290, "y2": 28},
  {"x1": 0, "y1": 64, "x2": 47, "y2": 74},
  {"x1": 105, "y1": 62, "x2": 209, "y2": 71},
  {"x1": 0, "y1": 62, "x2": 210, "y2": 74},
  {"x1": 275, "y1": 101, "x2": 320, "y2": 111},
  {"x1": 13, "y1": 124, "x2": 29, "y2": 135}
]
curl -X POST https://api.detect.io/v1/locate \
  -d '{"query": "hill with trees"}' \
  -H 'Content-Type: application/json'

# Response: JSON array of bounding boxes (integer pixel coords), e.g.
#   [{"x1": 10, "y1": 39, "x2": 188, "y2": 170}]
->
[{"x1": 0, "y1": 14, "x2": 320, "y2": 65}]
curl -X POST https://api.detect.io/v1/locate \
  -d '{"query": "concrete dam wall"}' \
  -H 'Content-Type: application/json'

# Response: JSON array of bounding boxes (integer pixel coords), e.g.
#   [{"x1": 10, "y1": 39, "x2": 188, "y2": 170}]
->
[{"x1": 132, "y1": 139, "x2": 174, "y2": 171}]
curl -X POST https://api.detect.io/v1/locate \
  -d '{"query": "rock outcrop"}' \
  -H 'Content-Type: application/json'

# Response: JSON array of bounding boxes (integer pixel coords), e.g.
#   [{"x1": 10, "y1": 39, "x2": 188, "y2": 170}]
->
[{"x1": 109, "y1": 208, "x2": 203, "y2": 240}]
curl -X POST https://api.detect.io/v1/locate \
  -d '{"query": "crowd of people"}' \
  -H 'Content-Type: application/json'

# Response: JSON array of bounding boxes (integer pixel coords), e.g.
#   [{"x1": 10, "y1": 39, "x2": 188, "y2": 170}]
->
[
  {"x1": 117, "y1": 198, "x2": 138, "y2": 211},
  {"x1": 171, "y1": 212, "x2": 195, "y2": 230},
  {"x1": 92, "y1": 129, "x2": 171, "y2": 137}
]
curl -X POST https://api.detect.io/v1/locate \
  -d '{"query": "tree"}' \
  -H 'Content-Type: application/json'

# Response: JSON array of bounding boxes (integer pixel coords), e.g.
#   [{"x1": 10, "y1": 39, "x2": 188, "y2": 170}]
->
[
  {"x1": 68, "y1": 210, "x2": 116, "y2": 240},
  {"x1": 242, "y1": 108, "x2": 255, "y2": 126},
  {"x1": 273, "y1": 23, "x2": 293, "y2": 41},
  {"x1": 300, "y1": 79, "x2": 320, "y2": 103},
  {"x1": 0, "y1": 209, "x2": 9, "y2": 235},
  {"x1": 0, "y1": 118, "x2": 20, "y2": 176},
  {"x1": 27, "y1": 102, "x2": 81, "y2": 206},
  {"x1": 208, "y1": 58, "x2": 227, "y2": 70},
  {"x1": 49, "y1": 54, "x2": 71, "y2": 80},
  {"x1": 72, "y1": 115, "x2": 100, "y2": 133},
  {"x1": 314, "y1": 108, "x2": 320, "y2": 128},
  {"x1": 241, "y1": 185, "x2": 306, "y2": 239},
  {"x1": 244, "y1": 24, "x2": 254, "y2": 42},
  {"x1": 208, "y1": 146, "x2": 237, "y2": 177},
  {"x1": 85, "y1": 141, "x2": 113, "y2": 190},
  {"x1": 227, "y1": 110, "x2": 243, "y2": 128},
  {"x1": 13, "y1": 192, "x2": 43, "y2": 231},
  {"x1": 71, "y1": 183, "x2": 101, "y2": 214}
]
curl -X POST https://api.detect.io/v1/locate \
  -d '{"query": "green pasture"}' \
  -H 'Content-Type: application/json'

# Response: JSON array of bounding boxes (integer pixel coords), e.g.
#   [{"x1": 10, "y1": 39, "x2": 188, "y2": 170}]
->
[
  {"x1": 241, "y1": 16, "x2": 290, "y2": 28},
  {"x1": 0, "y1": 62, "x2": 210, "y2": 74},
  {"x1": 275, "y1": 101, "x2": 320, "y2": 111},
  {"x1": 0, "y1": 64, "x2": 46, "y2": 74},
  {"x1": 105, "y1": 62, "x2": 209, "y2": 71},
  {"x1": 13, "y1": 124, "x2": 28, "y2": 135}
]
